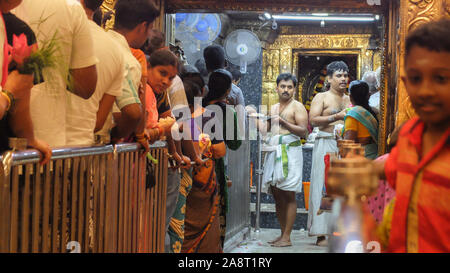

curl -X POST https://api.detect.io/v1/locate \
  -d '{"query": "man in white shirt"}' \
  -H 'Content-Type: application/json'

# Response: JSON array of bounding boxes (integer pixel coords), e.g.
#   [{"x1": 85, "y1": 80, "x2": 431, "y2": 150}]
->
[
  {"x1": 13, "y1": 0, "x2": 98, "y2": 147},
  {"x1": 107, "y1": 0, "x2": 160, "y2": 142},
  {"x1": 65, "y1": 0, "x2": 125, "y2": 146},
  {"x1": 362, "y1": 70, "x2": 380, "y2": 112}
]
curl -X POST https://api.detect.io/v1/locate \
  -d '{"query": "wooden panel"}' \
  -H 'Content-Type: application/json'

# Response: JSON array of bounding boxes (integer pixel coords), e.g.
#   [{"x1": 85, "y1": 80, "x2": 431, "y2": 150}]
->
[
  {"x1": 51, "y1": 160, "x2": 62, "y2": 252},
  {"x1": 60, "y1": 159, "x2": 70, "y2": 252},
  {"x1": 31, "y1": 164, "x2": 41, "y2": 253},
  {"x1": 20, "y1": 164, "x2": 32, "y2": 252},
  {"x1": 42, "y1": 163, "x2": 52, "y2": 253},
  {"x1": 10, "y1": 166, "x2": 19, "y2": 252},
  {"x1": 0, "y1": 161, "x2": 11, "y2": 252}
]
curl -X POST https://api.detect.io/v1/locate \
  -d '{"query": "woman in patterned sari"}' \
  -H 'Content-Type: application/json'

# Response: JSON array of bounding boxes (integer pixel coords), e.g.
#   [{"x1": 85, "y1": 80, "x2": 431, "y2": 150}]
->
[
  {"x1": 202, "y1": 69, "x2": 241, "y2": 248},
  {"x1": 180, "y1": 71, "x2": 227, "y2": 253},
  {"x1": 342, "y1": 80, "x2": 379, "y2": 159}
]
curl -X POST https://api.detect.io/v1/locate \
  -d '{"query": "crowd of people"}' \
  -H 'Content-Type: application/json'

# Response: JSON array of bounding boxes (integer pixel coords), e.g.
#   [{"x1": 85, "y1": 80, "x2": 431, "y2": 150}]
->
[
  {"x1": 247, "y1": 19, "x2": 450, "y2": 252},
  {"x1": 0, "y1": 0, "x2": 246, "y2": 253},
  {"x1": 0, "y1": 0, "x2": 448, "y2": 253}
]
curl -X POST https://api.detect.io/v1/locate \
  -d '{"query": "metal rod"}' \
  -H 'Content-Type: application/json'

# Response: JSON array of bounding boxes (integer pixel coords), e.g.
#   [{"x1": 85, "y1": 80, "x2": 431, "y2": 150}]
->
[
  {"x1": 255, "y1": 130, "x2": 263, "y2": 232},
  {"x1": 0, "y1": 142, "x2": 168, "y2": 165}
]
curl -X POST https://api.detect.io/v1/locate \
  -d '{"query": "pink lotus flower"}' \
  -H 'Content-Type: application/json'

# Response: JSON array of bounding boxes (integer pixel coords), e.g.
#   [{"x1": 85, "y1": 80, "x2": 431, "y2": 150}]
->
[{"x1": 8, "y1": 34, "x2": 33, "y2": 66}]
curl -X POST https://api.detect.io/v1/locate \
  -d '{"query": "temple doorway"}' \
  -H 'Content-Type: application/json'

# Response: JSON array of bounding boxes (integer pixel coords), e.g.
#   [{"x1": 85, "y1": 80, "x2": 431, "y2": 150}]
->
[{"x1": 297, "y1": 54, "x2": 358, "y2": 105}]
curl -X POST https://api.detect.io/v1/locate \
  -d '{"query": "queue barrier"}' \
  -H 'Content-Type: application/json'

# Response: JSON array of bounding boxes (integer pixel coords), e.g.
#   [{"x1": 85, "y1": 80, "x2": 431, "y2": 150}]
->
[{"x1": 0, "y1": 142, "x2": 168, "y2": 253}]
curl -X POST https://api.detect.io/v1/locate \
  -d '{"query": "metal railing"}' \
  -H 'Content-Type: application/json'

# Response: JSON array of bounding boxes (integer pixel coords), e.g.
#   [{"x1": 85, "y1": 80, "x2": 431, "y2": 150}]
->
[
  {"x1": 0, "y1": 142, "x2": 168, "y2": 253},
  {"x1": 225, "y1": 117, "x2": 252, "y2": 242}
]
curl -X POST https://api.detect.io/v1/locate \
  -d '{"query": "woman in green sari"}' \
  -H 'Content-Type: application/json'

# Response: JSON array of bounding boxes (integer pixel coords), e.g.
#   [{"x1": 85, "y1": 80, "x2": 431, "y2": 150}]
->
[{"x1": 342, "y1": 80, "x2": 379, "y2": 159}]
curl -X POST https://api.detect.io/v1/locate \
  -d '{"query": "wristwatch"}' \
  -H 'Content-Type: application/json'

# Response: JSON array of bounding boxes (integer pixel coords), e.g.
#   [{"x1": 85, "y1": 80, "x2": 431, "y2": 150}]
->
[{"x1": 2, "y1": 89, "x2": 15, "y2": 111}]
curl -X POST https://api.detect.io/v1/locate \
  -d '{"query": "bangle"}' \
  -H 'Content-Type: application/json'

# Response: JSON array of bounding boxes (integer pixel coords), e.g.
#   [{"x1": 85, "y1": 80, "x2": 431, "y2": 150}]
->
[{"x1": 1, "y1": 90, "x2": 14, "y2": 111}]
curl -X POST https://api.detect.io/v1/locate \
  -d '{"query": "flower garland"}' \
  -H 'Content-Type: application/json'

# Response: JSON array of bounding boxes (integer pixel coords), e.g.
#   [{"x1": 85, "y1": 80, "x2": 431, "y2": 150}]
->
[{"x1": 304, "y1": 68, "x2": 327, "y2": 111}]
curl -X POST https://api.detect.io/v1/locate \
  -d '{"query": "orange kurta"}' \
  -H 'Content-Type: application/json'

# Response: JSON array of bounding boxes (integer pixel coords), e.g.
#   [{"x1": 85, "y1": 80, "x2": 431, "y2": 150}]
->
[{"x1": 384, "y1": 117, "x2": 450, "y2": 253}]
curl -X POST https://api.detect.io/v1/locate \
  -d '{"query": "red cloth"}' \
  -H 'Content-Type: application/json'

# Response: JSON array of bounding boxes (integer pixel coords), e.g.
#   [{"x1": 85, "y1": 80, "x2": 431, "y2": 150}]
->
[
  {"x1": 145, "y1": 84, "x2": 158, "y2": 130},
  {"x1": 1, "y1": 14, "x2": 8, "y2": 87},
  {"x1": 324, "y1": 154, "x2": 330, "y2": 194},
  {"x1": 384, "y1": 117, "x2": 450, "y2": 252}
]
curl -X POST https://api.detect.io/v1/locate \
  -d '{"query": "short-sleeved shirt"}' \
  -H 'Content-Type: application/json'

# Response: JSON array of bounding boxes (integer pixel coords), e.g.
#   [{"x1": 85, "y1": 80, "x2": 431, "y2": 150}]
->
[
  {"x1": 167, "y1": 75, "x2": 190, "y2": 120},
  {"x1": 13, "y1": 0, "x2": 99, "y2": 147},
  {"x1": 108, "y1": 30, "x2": 142, "y2": 111},
  {"x1": 66, "y1": 21, "x2": 124, "y2": 146},
  {"x1": 227, "y1": 83, "x2": 245, "y2": 107}
]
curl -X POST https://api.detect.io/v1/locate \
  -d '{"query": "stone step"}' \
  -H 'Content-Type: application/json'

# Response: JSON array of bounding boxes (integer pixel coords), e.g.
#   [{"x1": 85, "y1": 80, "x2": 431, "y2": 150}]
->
[
  {"x1": 250, "y1": 187, "x2": 307, "y2": 209},
  {"x1": 250, "y1": 203, "x2": 309, "y2": 230},
  {"x1": 250, "y1": 202, "x2": 308, "y2": 214}
]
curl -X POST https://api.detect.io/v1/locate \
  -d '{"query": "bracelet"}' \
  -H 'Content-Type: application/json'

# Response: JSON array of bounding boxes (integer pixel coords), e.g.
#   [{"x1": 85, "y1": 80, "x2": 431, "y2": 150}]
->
[{"x1": 1, "y1": 90, "x2": 14, "y2": 111}]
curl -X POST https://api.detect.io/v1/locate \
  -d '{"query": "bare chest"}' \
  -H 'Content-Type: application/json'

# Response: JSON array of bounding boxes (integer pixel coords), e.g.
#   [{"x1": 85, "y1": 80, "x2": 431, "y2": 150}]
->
[{"x1": 322, "y1": 94, "x2": 350, "y2": 116}]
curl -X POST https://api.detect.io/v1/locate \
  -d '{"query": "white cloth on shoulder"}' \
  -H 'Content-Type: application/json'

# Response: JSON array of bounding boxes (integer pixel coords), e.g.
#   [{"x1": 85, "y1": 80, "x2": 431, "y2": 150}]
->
[
  {"x1": 262, "y1": 134, "x2": 303, "y2": 194},
  {"x1": 307, "y1": 131, "x2": 338, "y2": 236}
]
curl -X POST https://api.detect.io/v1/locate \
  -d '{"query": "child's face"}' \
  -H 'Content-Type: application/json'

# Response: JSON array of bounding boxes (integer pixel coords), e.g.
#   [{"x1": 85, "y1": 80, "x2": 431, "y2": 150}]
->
[
  {"x1": 147, "y1": 64, "x2": 177, "y2": 94},
  {"x1": 403, "y1": 46, "x2": 450, "y2": 127}
]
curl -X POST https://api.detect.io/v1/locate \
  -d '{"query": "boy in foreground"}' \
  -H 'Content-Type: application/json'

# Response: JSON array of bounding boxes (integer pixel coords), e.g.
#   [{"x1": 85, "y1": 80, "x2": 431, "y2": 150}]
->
[{"x1": 375, "y1": 19, "x2": 450, "y2": 253}]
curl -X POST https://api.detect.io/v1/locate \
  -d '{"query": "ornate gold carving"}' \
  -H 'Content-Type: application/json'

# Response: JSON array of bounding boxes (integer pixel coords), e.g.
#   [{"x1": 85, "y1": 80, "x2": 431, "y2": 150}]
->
[
  {"x1": 102, "y1": 0, "x2": 116, "y2": 11},
  {"x1": 407, "y1": 0, "x2": 439, "y2": 31},
  {"x1": 397, "y1": 0, "x2": 449, "y2": 127},
  {"x1": 263, "y1": 34, "x2": 374, "y2": 110}
]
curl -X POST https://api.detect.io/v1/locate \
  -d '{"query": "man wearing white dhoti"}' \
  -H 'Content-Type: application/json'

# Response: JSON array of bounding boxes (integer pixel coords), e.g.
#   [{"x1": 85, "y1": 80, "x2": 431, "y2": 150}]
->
[
  {"x1": 308, "y1": 61, "x2": 352, "y2": 246},
  {"x1": 250, "y1": 73, "x2": 308, "y2": 247}
]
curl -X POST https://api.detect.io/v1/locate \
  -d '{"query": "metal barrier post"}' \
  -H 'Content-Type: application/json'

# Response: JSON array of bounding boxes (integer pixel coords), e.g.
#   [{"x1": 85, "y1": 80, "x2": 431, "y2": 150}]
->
[{"x1": 255, "y1": 130, "x2": 263, "y2": 233}]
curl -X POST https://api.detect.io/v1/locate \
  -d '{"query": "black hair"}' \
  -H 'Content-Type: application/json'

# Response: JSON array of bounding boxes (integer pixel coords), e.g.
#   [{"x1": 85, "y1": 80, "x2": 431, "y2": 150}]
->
[
  {"x1": 114, "y1": 0, "x2": 160, "y2": 30},
  {"x1": 276, "y1": 73, "x2": 298, "y2": 87},
  {"x1": 194, "y1": 58, "x2": 209, "y2": 78},
  {"x1": 92, "y1": 8, "x2": 103, "y2": 26},
  {"x1": 348, "y1": 80, "x2": 378, "y2": 123},
  {"x1": 326, "y1": 61, "x2": 349, "y2": 77},
  {"x1": 148, "y1": 49, "x2": 178, "y2": 69},
  {"x1": 84, "y1": 0, "x2": 103, "y2": 11},
  {"x1": 143, "y1": 29, "x2": 165, "y2": 55},
  {"x1": 405, "y1": 19, "x2": 450, "y2": 62},
  {"x1": 203, "y1": 45, "x2": 226, "y2": 72},
  {"x1": 203, "y1": 69, "x2": 232, "y2": 107},
  {"x1": 180, "y1": 65, "x2": 205, "y2": 91},
  {"x1": 183, "y1": 80, "x2": 203, "y2": 106},
  {"x1": 228, "y1": 67, "x2": 242, "y2": 82},
  {"x1": 101, "y1": 10, "x2": 114, "y2": 27}
]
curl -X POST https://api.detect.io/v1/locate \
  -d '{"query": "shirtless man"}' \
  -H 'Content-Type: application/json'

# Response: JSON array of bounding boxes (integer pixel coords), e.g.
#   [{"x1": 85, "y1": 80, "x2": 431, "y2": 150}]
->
[
  {"x1": 307, "y1": 61, "x2": 351, "y2": 246},
  {"x1": 250, "y1": 73, "x2": 308, "y2": 247}
]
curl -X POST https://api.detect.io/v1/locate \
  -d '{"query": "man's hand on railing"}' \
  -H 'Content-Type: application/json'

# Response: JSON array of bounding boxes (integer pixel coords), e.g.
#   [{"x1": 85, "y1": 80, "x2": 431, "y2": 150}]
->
[
  {"x1": 135, "y1": 132, "x2": 150, "y2": 156},
  {"x1": 168, "y1": 152, "x2": 183, "y2": 169},
  {"x1": 180, "y1": 155, "x2": 191, "y2": 169},
  {"x1": 28, "y1": 138, "x2": 51, "y2": 165}
]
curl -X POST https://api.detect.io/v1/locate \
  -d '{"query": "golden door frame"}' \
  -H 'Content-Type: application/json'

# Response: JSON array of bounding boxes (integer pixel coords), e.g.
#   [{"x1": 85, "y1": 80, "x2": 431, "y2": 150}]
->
[
  {"x1": 104, "y1": 0, "x2": 448, "y2": 154},
  {"x1": 262, "y1": 34, "x2": 380, "y2": 109},
  {"x1": 165, "y1": 0, "x2": 393, "y2": 154}
]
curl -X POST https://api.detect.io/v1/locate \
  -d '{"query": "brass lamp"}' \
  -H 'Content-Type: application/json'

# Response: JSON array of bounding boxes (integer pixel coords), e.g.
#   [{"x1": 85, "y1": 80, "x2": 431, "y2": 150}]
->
[{"x1": 326, "y1": 157, "x2": 378, "y2": 253}]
